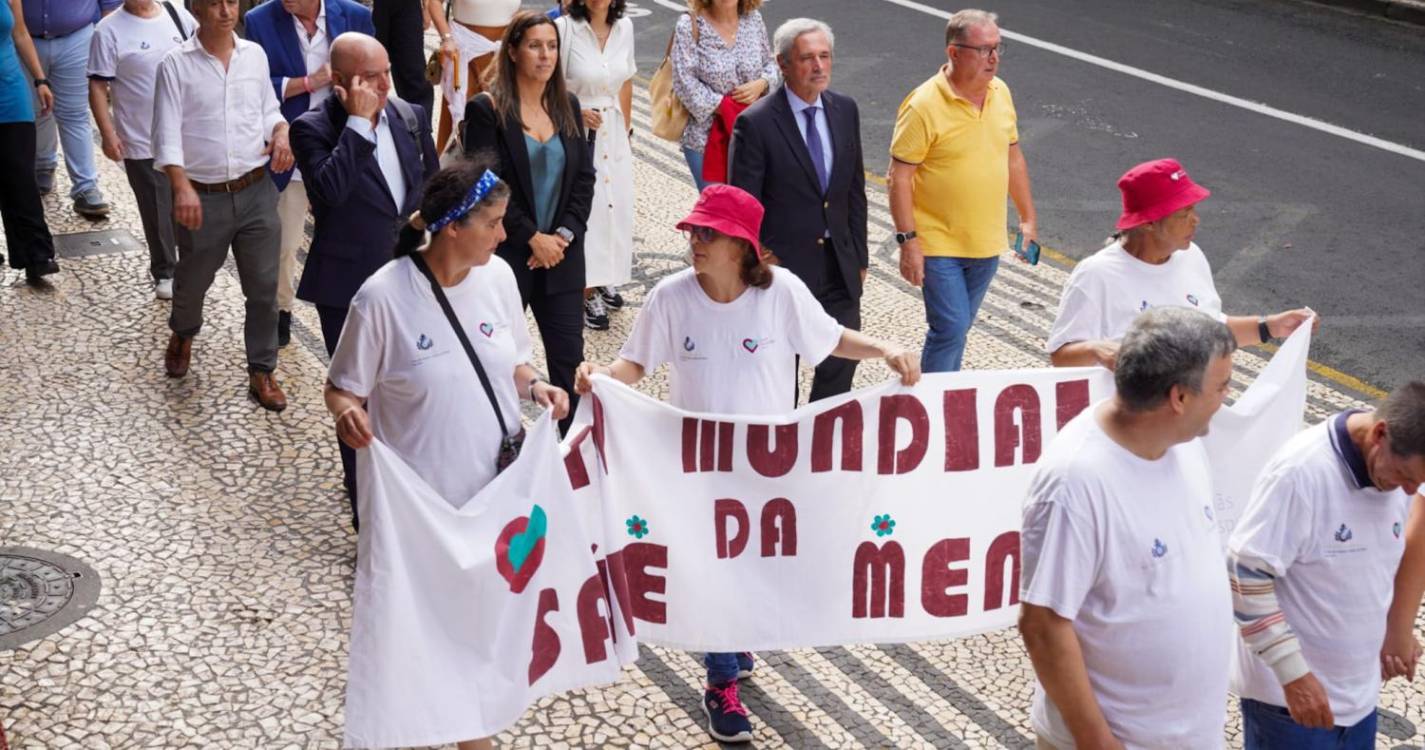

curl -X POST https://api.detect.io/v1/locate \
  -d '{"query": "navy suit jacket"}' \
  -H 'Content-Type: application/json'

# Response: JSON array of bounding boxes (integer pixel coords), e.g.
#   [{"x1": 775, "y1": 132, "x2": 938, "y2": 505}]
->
[
  {"x1": 244, "y1": 0, "x2": 375, "y2": 191},
  {"x1": 291, "y1": 95, "x2": 439, "y2": 309},
  {"x1": 728, "y1": 87, "x2": 868, "y2": 301}
]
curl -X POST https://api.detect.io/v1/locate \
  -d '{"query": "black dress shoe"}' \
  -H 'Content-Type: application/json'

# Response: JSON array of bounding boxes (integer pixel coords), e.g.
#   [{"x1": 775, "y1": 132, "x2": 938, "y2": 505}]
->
[
  {"x1": 25, "y1": 258, "x2": 59, "y2": 286},
  {"x1": 277, "y1": 310, "x2": 292, "y2": 347}
]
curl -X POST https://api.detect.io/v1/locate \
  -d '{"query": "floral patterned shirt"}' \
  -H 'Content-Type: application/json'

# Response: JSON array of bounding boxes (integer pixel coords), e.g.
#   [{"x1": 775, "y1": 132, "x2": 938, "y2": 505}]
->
[{"x1": 670, "y1": 10, "x2": 779, "y2": 153}]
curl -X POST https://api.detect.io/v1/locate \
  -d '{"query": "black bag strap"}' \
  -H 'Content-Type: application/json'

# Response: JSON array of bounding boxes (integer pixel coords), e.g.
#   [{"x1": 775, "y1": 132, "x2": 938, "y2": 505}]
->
[
  {"x1": 388, "y1": 96, "x2": 422, "y2": 143},
  {"x1": 162, "y1": 1, "x2": 188, "y2": 40},
  {"x1": 407, "y1": 252, "x2": 510, "y2": 440}
]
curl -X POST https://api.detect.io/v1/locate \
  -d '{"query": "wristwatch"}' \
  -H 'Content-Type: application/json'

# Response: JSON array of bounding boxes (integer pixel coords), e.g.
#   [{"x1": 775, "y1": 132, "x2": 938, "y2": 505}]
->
[
  {"x1": 1257, "y1": 315, "x2": 1273, "y2": 344},
  {"x1": 894, "y1": 230, "x2": 917, "y2": 246},
  {"x1": 554, "y1": 226, "x2": 575, "y2": 243},
  {"x1": 526, "y1": 376, "x2": 545, "y2": 400},
  {"x1": 32, "y1": 78, "x2": 49, "y2": 89}
]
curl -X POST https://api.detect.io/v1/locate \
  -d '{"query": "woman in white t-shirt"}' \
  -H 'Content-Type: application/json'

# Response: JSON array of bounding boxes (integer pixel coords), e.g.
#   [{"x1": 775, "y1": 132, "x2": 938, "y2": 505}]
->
[
  {"x1": 325, "y1": 159, "x2": 568, "y2": 750},
  {"x1": 573, "y1": 184, "x2": 919, "y2": 744},
  {"x1": 86, "y1": 0, "x2": 197, "y2": 300},
  {"x1": 1047, "y1": 158, "x2": 1317, "y2": 369}
]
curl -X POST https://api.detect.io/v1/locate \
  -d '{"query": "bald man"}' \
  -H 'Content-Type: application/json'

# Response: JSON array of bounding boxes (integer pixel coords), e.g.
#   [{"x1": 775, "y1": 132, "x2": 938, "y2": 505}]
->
[{"x1": 290, "y1": 32, "x2": 438, "y2": 527}]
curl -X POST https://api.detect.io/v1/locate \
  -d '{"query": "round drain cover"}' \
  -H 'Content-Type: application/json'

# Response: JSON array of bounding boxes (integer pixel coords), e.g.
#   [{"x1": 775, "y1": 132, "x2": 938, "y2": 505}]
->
[{"x1": 0, "y1": 547, "x2": 101, "y2": 651}]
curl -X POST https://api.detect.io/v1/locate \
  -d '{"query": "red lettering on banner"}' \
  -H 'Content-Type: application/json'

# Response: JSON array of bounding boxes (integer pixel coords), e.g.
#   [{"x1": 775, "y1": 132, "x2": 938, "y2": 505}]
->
[
  {"x1": 682, "y1": 418, "x2": 736, "y2": 473},
  {"x1": 714, "y1": 499, "x2": 750, "y2": 559},
  {"x1": 877, "y1": 395, "x2": 929, "y2": 475},
  {"x1": 590, "y1": 394, "x2": 607, "y2": 470},
  {"x1": 994, "y1": 384, "x2": 1042, "y2": 467},
  {"x1": 747, "y1": 424, "x2": 799, "y2": 477},
  {"x1": 1055, "y1": 379, "x2": 1091, "y2": 430},
  {"x1": 983, "y1": 531, "x2": 1020, "y2": 611},
  {"x1": 852, "y1": 541, "x2": 906, "y2": 618},
  {"x1": 564, "y1": 426, "x2": 595, "y2": 489},
  {"x1": 528, "y1": 588, "x2": 560, "y2": 685},
  {"x1": 602, "y1": 548, "x2": 637, "y2": 636},
  {"x1": 812, "y1": 402, "x2": 864, "y2": 472},
  {"x1": 577, "y1": 572, "x2": 614, "y2": 664},
  {"x1": 759, "y1": 499, "x2": 798, "y2": 557},
  {"x1": 594, "y1": 552, "x2": 622, "y2": 647},
  {"x1": 623, "y1": 542, "x2": 668, "y2": 624},
  {"x1": 921, "y1": 538, "x2": 971, "y2": 617},
  {"x1": 943, "y1": 388, "x2": 980, "y2": 472}
]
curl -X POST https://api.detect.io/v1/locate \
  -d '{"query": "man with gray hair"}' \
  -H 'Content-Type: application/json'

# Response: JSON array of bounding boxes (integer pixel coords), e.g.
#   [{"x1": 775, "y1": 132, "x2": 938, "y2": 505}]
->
[
  {"x1": 1229, "y1": 380, "x2": 1425, "y2": 748},
  {"x1": 729, "y1": 17, "x2": 867, "y2": 399},
  {"x1": 888, "y1": 8, "x2": 1037, "y2": 374},
  {"x1": 1019, "y1": 306, "x2": 1237, "y2": 748}
]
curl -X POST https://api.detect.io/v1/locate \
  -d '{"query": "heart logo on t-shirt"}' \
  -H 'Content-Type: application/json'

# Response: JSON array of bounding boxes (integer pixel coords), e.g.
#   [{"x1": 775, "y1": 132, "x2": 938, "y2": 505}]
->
[
  {"x1": 479, "y1": 322, "x2": 495, "y2": 338},
  {"x1": 1186, "y1": 294, "x2": 1200, "y2": 306},
  {"x1": 742, "y1": 338, "x2": 759, "y2": 353}
]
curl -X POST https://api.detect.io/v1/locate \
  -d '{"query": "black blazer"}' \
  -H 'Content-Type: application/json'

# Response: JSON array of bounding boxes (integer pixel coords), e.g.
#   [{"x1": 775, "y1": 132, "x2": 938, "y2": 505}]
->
[
  {"x1": 292, "y1": 95, "x2": 439, "y2": 309},
  {"x1": 463, "y1": 93, "x2": 596, "y2": 298},
  {"x1": 728, "y1": 87, "x2": 868, "y2": 300}
]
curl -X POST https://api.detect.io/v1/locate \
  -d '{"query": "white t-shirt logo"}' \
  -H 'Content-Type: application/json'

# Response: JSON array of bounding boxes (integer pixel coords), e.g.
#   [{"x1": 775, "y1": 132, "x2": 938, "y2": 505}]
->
[
  {"x1": 683, "y1": 336, "x2": 695, "y2": 352},
  {"x1": 1334, "y1": 523, "x2": 1353, "y2": 543},
  {"x1": 479, "y1": 322, "x2": 495, "y2": 338},
  {"x1": 1151, "y1": 538, "x2": 1168, "y2": 558},
  {"x1": 416, "y1": 334, "x2": 433, "y2": 351},
  {"x1": 1186, "y1": 293, "x2": 1199, "y2": 306}
]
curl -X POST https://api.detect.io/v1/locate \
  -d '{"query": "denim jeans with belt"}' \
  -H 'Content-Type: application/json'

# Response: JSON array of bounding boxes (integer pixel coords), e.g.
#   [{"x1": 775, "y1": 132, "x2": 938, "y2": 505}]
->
[
  {"x1": 27, "y1": 24, "x2": 99, "y2": 198},
  {"x1": 920, "y1": 255, "x2": 1000, "y2": 373},
  {"x1": 1240, "y1": 698, "x2": 1377, "y2": 750}
]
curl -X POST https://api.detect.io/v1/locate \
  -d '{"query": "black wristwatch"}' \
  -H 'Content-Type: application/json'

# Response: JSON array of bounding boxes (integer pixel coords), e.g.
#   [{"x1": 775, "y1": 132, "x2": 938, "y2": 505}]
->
[
  {"x1": 1257, "y1": 315, "x2": 1273, "y2": 344},
  {"x1": 32, "y1": 78, "x2": 50, "y2": 89},
  {"x1": 895, "y1": 230, "x2": 917, "y2": 246},
  {"x1": 526, "y1": 376, "x2": 544, "y2": 400}
]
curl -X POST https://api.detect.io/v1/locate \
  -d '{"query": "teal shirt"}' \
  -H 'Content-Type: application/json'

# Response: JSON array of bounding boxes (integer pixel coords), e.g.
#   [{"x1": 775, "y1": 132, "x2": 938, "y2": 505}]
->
[
  {"x1": 524, "y1": 133, "x2": 566, "y2": 233},
  {"x1": 0, "y1": 0, "x2": 35, "y2": 124}
]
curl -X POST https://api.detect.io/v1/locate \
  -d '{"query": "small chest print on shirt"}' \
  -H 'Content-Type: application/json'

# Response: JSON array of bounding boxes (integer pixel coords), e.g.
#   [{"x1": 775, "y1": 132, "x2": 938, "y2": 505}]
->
[
  {"x1": 740, "y1": 336, "x2": 776, "y2": 354},
  {"x1": 678, "y1": 335, "x2": 709, "y2": 362}
]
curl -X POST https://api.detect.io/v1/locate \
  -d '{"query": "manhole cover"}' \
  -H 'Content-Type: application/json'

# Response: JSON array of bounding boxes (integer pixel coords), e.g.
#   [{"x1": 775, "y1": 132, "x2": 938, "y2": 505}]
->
[
  {"x1": 53, "y1": 229, "x2": 143, "y2": 260},
  {"x1": 0, "y1": 547, "x2": 101, "y2": 650}
]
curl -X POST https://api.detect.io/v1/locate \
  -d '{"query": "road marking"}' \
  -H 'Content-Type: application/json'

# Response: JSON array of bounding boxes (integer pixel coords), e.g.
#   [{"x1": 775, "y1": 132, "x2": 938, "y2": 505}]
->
[{"x1": 873, "y1": 0, "x2": 1425, "y2": 164}]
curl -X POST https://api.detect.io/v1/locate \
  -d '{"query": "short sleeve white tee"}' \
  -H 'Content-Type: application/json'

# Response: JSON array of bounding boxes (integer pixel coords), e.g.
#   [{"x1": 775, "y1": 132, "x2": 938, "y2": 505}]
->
[
  {"x1": 1045, "y1": 241, "x2": 1225, "y2": 353},
  {"x1": 328, "y1": 255, "x2": 533, "y2": 507},
  {"x1": 1020, "y1": 403, "x2": 1233, "y2": 749},
  {"x1": 1229, "y1": 415, "x2": 1411, "y2": 726},
  {"x1": 87, "y1": 4, "x2": 197, "y2": 160},
  {"x1": 619, "y1": 267, "x2": 843, "y2": 415}
]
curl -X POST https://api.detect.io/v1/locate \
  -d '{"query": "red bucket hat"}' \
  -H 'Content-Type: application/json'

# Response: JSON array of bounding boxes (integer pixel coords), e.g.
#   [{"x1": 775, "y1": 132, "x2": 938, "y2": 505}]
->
[
  {"x1": 1115, "y1": 158, "x2": 1211, "y2": 231},
  {"x1": 676, "y1": 184, "x2": 766, "y2": 258}
]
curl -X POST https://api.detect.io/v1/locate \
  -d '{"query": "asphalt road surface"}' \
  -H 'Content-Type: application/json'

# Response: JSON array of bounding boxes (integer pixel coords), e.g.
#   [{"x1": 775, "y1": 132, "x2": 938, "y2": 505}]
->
[{"x1": 623, "y1": 0, "x2": 1425, "y2": 394}]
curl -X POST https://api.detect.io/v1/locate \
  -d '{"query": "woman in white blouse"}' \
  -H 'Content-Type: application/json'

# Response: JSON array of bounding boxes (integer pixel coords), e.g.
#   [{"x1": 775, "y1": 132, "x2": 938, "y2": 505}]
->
[{"x1": 555, "y1": 0, "x2": 635, "y2": 331}]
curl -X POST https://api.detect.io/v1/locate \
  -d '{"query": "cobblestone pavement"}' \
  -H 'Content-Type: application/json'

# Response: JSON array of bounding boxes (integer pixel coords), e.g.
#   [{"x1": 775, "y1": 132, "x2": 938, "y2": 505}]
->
[{"x1": 2, "y1": 82, "x2": 1422, "y2": 750}]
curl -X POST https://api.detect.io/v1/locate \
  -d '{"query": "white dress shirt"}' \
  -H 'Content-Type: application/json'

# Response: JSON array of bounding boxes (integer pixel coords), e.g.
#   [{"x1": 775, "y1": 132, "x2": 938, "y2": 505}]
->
[
  {"x1": 280, "y1": 0, "x2": 331, "y2": 114},
  {"x1": 346, "y1": 111, "x2": 407, "y2": 212},
  {"x1": 152, "y1": 35, "x2": 285, "y2": 184},
  {"x1": 786, "y1": 86, "x2": 833, "y2": 179}
]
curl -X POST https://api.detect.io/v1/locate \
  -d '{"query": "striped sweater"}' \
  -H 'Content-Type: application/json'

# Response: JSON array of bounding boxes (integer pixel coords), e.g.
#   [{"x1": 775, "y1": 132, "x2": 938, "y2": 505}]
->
[{"x1": 1228, "y1": 553, "x2": 1310, "y2": 685}]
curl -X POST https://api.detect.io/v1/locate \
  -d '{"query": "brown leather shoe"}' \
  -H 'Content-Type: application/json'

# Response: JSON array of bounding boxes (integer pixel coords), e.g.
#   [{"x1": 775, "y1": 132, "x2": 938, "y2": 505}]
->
[
  {"x1": 248, "y1": 371, "x2": 287, "y2": 412},
  {"x1": 165, "y1": 333, "x2": 192, "y2": 378}
]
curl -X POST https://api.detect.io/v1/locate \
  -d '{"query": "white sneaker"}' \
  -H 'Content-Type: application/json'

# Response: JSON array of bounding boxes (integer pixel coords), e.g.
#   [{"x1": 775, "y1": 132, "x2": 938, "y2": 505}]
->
[{"x1": 155, "y1": 278, "x2": 174, "y2": 300}]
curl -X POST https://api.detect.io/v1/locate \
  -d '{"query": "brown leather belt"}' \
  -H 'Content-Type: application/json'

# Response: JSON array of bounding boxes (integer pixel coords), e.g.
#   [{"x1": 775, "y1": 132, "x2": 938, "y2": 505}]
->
[{"x1": 189, "y1": 166, "x2": 267, "y2": 194}]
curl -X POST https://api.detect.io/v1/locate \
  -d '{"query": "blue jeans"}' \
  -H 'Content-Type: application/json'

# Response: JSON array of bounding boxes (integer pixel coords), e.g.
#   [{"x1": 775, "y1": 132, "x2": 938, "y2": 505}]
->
[
  {"x1": 28, "y1": 24, "x2": 99, "y2": 198},
  {"x1": 703, "y1": 651, "x2": 752, "y2": 685},
  {"x1": 920, "y1": 255, "x2": 1000, "y2": 373},
  {"x1": 682, "y1": 146, "x2": 711, "y2": 192},
  {"x1": 1240, "y1": 698, "x2": 1377, "y2": 750}
]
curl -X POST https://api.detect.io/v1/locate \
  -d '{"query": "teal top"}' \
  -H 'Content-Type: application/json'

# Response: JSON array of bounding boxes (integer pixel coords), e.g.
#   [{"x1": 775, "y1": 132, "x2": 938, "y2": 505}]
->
[
  {"x1": 0, "y1": 0, "x2": 35, "y2": 124},
  {"x1": 524, "y1": 133, "x2": 565, "y2": 233}
]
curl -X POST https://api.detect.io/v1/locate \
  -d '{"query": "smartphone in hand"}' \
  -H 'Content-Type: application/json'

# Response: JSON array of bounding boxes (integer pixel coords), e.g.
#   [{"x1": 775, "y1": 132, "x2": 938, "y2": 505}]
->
[{"x1": 1013, "y1": 230, "x2": 1041, "y2": 265}]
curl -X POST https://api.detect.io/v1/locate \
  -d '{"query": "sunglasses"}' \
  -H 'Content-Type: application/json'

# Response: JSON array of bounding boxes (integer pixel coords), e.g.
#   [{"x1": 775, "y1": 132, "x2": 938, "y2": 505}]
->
[{"x1": 681, "y1": 225, "x2": 720, "y2": 244}]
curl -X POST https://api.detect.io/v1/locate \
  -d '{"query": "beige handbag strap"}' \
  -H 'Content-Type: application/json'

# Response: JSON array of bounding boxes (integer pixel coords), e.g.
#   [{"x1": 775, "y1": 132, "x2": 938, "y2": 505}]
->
[{"x1": 662, "y1": 12, "x2": 700, "y2": 59}]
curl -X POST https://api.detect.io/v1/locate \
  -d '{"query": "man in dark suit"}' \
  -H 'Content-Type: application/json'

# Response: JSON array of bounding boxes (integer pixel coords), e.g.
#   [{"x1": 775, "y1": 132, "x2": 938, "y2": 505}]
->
[
  {"x1": 729, "y1": 18, "x2": 868, "y2": 401},
  {"x1": 291, "y1": 32, "x2": 439, "y2": 527},
  {"x1": 245, "y1": 0, "x2": 375, "y2": 347}
]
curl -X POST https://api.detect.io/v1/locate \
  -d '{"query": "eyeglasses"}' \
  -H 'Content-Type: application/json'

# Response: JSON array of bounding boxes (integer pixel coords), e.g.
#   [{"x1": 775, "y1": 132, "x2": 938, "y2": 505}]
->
[
  {"x1": 681, "y1": 226, "x2": 718, "y2": 244},
  {"x1": 951, "y1": 41, "x2": 1005, "y2": 59}
]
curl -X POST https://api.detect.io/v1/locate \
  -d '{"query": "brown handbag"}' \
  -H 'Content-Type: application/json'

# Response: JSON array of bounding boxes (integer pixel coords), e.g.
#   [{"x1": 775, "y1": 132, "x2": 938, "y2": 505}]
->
[{"x1": 649, "y1": 13, "x2": 699, "y2": 142}]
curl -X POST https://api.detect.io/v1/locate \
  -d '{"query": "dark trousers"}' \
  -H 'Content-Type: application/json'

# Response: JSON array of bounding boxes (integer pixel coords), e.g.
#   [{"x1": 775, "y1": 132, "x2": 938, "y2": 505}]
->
[
  {"x1": 317, "y1": 303, "x2": 360, "y2": 530},
  {"x1": 169, "y1": 178, "x2": 281, "y2": 373},
  {"x1": 809, "y1": 242, "x2": 860, "y2": 402},
  {"x1": 522, "y1": 283, "x2": 584, "y2": 436},
  {"x1": 123, "y1": 158, "x2": 177, "y2": 281},
  {"x1": 0, "y1": 122, "x2": 56, "y2": 270},
  {"x1": 372, "y1": 0, "x2": 433, "y2": 117}
]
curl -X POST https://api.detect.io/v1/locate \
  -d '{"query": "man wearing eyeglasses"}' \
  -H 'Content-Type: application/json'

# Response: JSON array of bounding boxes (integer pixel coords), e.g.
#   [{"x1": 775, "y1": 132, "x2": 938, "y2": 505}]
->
[{"x1": 887, "y1": 8, "x2": 1037, "y2": 374}]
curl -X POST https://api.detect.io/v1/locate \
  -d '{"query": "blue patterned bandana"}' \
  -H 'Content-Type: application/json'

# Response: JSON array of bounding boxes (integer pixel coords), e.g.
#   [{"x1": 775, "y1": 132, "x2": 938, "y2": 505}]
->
[{"x1": 427, "y1": 169, "x2": 502, "y2": 233}]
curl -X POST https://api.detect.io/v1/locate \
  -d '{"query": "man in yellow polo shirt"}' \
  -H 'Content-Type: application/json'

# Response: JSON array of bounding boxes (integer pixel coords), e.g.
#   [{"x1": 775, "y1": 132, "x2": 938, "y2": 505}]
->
[{"x1": 888, "y1": 8, "x2": 1038, "y2": 373}]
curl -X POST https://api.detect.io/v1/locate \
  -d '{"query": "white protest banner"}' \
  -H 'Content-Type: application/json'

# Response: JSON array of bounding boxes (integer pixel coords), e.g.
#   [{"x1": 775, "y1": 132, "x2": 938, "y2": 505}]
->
[
  {"x1": 344, "y1": 413, "x2": 637, "y2": 750},
  {"x1": 575, "y1": 366, "x2": 1119, "y2": 651},
  {"x1": 1203, "y1": 322, "x2": 1313, "y2": 536}
]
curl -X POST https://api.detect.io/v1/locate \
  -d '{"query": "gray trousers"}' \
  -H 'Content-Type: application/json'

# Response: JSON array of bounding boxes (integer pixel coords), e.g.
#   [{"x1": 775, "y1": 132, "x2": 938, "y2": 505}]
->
[
  {"x1": 169, "y1": 177, "x2": 281, "y2": 373},
  {"x1": 123, "y1": 159, "x2": 176, "y2": 281}
]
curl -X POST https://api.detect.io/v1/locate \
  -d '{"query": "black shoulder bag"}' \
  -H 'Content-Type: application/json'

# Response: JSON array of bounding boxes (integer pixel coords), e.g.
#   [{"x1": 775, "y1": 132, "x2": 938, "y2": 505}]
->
[{"x1": 408, "y1": 253, "x2": 526, "y2": 473}]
